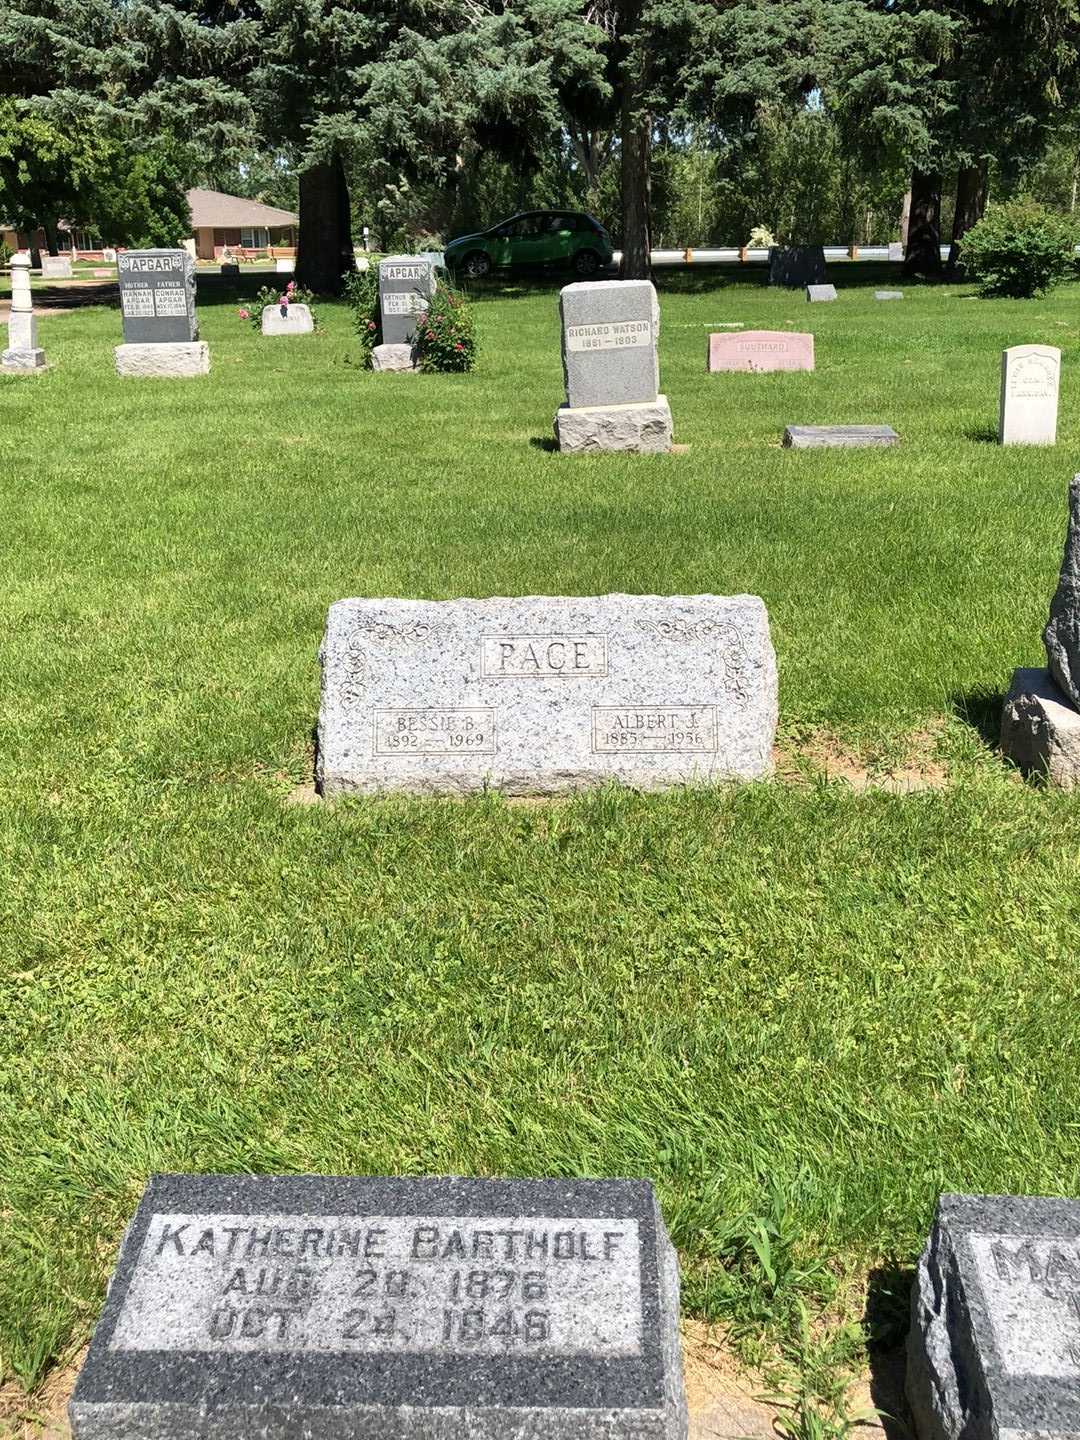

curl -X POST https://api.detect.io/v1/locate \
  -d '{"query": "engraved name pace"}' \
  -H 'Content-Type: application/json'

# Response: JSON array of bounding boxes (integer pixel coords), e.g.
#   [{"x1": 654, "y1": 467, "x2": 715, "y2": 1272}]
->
[{"x1": 481, "y1": 634, "x2": 607, "y2": 678}]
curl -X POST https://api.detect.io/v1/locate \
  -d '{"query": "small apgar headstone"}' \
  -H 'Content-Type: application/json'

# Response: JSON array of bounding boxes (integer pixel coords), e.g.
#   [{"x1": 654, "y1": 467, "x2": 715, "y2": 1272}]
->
[
  {"x1": 806, "y1": 284, "x2": 837, "y2": 303},
  {"x1": 2, "y1": 253, "x2": 46, "y2": 371},
  {"x1": 115, "y1": 249, "x2": 208, "y2": 378},
  {"x1": 261, "y1": 302, "x2": 314, "y2": 336},
  {"x1": 70, "y1": 1173, "x2": 688, "y2": 1440},
  {"x1": 372, "y1": 255, "x2": 436, "y2": 371},
  {"x1": 908, "y1": 1192, "x2": 1080, "y2": 1440},
  {"x1": 554, "y1": 280, "x2": 672, "y2": 452},
  {"x1": 318, "y1": 593, "x2": 777, "y2": 795},
  {"x1": 999, "y1": 344, "x2": 1060, "y2": 446},
  {"x1": 707, "y1": 330, "x2": 814, "y2": 373}
]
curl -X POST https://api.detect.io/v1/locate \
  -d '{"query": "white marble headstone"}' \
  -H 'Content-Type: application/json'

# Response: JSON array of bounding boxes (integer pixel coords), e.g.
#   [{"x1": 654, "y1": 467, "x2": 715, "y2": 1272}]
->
[{"x1": 999, "y1": 345, "x2": 1060, "y2": 446}]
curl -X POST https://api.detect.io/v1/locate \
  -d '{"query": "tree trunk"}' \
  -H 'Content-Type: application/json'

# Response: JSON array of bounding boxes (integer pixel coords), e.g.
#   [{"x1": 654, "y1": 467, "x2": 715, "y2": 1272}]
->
[
  {"x1": 617, "y1": 0, "x2": 651, "y2": 279},
  {"x1": 902, "y1": 168, "x2": 943, "y2": 277},
  {"x1": 296, "y1": 150, "x2": 353, "y2": 295},
  {"x1": 946, "y1": 160, "x2": 989, "y2": 275},
  {"x1": 42, "y1": 220, "x2": 60, "y2": 257}
]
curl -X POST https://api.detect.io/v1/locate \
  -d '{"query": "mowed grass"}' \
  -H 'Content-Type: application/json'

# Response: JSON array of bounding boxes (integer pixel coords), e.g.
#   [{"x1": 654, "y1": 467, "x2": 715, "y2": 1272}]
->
[{"x1": 3, "y1": 269, "x2": 1080, "y2": 1390}]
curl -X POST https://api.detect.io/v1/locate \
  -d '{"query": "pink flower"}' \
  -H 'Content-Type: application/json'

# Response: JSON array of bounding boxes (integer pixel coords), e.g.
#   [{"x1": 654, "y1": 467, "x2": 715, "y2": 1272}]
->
[
  {"x1": 279, "y1": 293, "x2": 290, "y2": 306},
  {"x1": 426, "y1": 330, "x2": 435, "y2": 340},
  {"x1": 238, "y1": 308, "x2": 249, "y2": 319},
  {"x1": 287, "y1": 280, "x2": 296, "y2": 292},
  {"x1": 454, "y1": 342, "x2": 464, "y2": 351}
]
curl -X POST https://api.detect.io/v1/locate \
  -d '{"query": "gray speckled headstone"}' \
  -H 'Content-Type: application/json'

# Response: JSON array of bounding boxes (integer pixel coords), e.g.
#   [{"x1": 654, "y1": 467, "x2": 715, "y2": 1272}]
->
[
  {"x1": 805, "y1": 284, "x2": 837, "y2": 303},
  {"x1": 70, "y1": 1173, "x2": 687, "y2": 1440},
  {"x1": 317, "y1": 594, "x2": 777, "y2": 796},
  {"x1": 378, "y1": 256, "x2": 436, "y2": 346},
  {"x1": 783, "y1": 425, "x2": 898, "y2": 448},
  {"x1": 1044, "y1": 476, "x2": 1080, "y2": 708},
  {"x1": 560, "y1": 280, "x2": 659, "y2": 409},
  {"x1": 116, "y1": 250, "x2": 197, "y2": 344},
  {"x1": 908, "y1": 1193, "x2": 1080, "y2": 1440},
  {"x1": 41, "y1": 254, "x2": 73, "y2": 279}
]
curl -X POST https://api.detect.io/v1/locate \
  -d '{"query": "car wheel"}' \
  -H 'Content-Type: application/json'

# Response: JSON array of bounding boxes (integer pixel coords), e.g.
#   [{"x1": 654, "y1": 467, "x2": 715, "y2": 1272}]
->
[
  {"x1": 462, "y1": 251, "x2": 492, "y2": 279},
  {"x1": 573, "y1": 248, "x2": 601, "y2": 276}
]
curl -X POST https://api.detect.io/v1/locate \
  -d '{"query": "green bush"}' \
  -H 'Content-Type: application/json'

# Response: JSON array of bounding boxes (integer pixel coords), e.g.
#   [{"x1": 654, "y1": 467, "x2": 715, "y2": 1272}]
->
[
  {"x1": 343, "y1": 265, "x2": 477, "y2": 373},
  {"x1": 0, "y1": 240, "x2": 14, "y2": 268},
  {"x1": 960, "y1": 200, "x2": 1079, "y2": 298}
]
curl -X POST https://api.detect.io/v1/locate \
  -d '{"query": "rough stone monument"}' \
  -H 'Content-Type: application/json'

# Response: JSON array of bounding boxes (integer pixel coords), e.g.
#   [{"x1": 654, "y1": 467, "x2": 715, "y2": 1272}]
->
[
  {"x1": 317, "y1": 593, "x2": 777, "y2": 796},
  {"x1": 1001, "y1": 475, "x2": 1080, "y2": 786},
  {"x1": 40, "y1": 254, "x2": 73, "y2": 279},
  {"x1": 908, "y1": 1192, "x2": 1080, "y2": 1440},
  {"x1": 768, "y1": 245, "x2": 827, "y2": 288},
  {"x1": 999, "y1": 344, "x2": 1060, "y2": 446},
  {"x1": 115, "y1": 249, "x2": 208, "y2": 378},
  {"x1": 708, "y1": 330, "x2": 814, "y2": 373},
  {"x1": 261, "y1": 302, "x2": 314, "y2": 336},
  {"x1": 806, "y1": 284, "x2": 838, "y2": 303},
  {"x1": 783, "y1": 425, "x2": 898, "y2": 448},
  {"x1": 70, "y1": 1172, "x2": 688, "y2": 1440},
  {"x1": 554, "y1": 280, "x2": 672, "y2": 453},
  {"x1": 372, "y1": 255, "x2": 436, "y2": 371},
  {"x1": 2, "y1": 254, "x2": 46, "y2": 371}
]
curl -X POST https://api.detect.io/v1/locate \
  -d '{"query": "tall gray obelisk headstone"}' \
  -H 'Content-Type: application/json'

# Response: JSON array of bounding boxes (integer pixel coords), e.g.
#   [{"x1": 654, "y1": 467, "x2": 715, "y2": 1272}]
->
[
  {"x1": 554, "y1": 280, "x2": 673, "y2": 453},
  {"x1": 2, "y1": 253, "x2": 46, "y2": 371},
  {"x1": 114, "y1": 249, "x2": 209, "y2": 378}
]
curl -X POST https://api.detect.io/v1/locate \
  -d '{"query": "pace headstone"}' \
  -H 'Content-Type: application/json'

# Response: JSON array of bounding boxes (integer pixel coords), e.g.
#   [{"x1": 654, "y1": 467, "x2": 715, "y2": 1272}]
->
[
  {"x1": 806, "y1": 284, "x2": 837, "y2": 303},
  {"x1": 554, "y1": 280, "x2": 672, "y2": 452},
  {"x1": 999, "y1": 344, "x2": 1060, "y2": 446},
  {"x1": 372, "y1": 255, "x2": 436, "y2": 371},
  {"x1": 115, "y1": 249, "x2": 208, "y2": 378},
  {"x1": 70, "y1": 1173, "x2": 688, "y2": 1440},
  {"x1": 908, "y1": 1193, "x2": 1080, "y2": 1440},
  {"x1": 2, "y1": 253, "x2": 46, "y2": 371},
  {"x1": 707, "y1": 330, "x2": 814, "y2": 373},
  {"x1": 317, "y1": 593, "x2": 776, "y2": 795}
]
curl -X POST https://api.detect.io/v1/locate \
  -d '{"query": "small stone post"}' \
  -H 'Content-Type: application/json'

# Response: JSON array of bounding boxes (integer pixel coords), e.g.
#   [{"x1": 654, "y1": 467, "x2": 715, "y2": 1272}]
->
[{"x1": 2, "y1": 253, "x2": 46, "y2": 371}]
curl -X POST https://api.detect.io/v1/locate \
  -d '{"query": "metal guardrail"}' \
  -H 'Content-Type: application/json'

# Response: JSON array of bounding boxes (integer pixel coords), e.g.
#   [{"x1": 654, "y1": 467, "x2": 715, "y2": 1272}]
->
[{"x1": 610, "y1": 245, "x2": 954, "y2": 267}]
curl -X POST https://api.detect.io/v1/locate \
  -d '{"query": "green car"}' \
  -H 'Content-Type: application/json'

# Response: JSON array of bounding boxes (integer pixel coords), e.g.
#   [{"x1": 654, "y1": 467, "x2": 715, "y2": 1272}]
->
[{"x1": 445, "y1": 210, "x2": 614, "y2": 280}]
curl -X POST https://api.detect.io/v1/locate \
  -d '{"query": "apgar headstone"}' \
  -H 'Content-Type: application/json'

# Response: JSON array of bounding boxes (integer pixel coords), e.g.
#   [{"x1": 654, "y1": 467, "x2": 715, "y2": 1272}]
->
[
  {"x1": 377, "y1": 255, "x2": 436, "y2": 346},
  {"x1": 999, "y1": 344, "x2": 1060, "y2": 446},
  {"x1": 116, "y1": 249, "x2": 198, "y2": 344},
  {"x1": 707, "y1": 330, "x2": 814, "y2": 373},
  {"x1": 317, "y1": 593, "x2": 776, "y2": 795},
  {"x1": 70, "y1": 1172, "x2": 688, "y2": 1440},
  {"x1": 554, "y1": 281, "x2": 672, "y2": 452},
  {"x1": 261, "y1": 302, "x2": 314, "y2": 336},
  {"x1": 907, "y1": 1192, "x2": 1080, "y2": 1440}
]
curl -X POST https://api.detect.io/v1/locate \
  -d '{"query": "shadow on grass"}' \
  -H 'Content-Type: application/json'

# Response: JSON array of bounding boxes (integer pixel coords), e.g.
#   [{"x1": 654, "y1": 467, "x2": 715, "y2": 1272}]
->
[
  {"x1": 864, "y1": 1261, "x2": 915, "y2": 1440},
  {"x1": 529, "y1": 436, "x2": 558, "y2": 453},
  {"x1": 952, "y1": 687, "x2": 1006, "y2": 750},
  {"x1": 963, "y1": 426, "x2": 999, "y2": 444}
]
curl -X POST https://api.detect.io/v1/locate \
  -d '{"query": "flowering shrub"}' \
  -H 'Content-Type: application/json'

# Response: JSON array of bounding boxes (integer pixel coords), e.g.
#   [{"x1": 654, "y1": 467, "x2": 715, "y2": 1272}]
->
[
  {"x1": 343, "y1": 267, "x2": 477, "y2": 373},
  {"x1": 239, "y1": 280, "x2": 317, "y2": 331},
  {"x1": 748, "y1": 225, "x2": 777, "y2": 248}
]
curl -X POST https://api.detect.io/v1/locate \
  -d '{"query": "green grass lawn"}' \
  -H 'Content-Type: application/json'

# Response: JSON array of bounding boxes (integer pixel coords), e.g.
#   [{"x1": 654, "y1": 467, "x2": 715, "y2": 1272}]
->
[{"x1": 3, "y1": 269, "x2": 1080, "y2": 1395}]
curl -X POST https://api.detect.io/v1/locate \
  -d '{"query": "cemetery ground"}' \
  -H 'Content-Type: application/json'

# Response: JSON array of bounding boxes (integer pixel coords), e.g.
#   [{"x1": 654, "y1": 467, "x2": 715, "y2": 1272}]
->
[{"x1": 3, "y1": 268, "x2": 1080, "y2": 1432}]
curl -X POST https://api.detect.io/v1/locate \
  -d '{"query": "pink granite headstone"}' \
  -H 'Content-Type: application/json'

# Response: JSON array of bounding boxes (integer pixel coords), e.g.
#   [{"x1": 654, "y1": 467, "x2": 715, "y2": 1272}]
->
[{"x1": 708, "y1": 330, "x2": 815, "y2": 373}]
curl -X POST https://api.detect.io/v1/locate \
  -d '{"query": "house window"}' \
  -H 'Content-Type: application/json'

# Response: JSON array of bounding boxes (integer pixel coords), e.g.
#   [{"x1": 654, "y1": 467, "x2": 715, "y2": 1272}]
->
[
  {"x1": 241, "y1": 226, "x2": 269, "y2": 249},
  {"x1": 72, "y1": 230, "x2": 99, "y2": 252}
]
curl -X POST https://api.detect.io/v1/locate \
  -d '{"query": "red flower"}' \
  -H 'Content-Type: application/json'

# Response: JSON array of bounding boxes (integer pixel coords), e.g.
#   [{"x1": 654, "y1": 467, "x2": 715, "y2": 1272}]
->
[
  {"x1": 426, "y1": 330, "x2": 435, "y2": 340},
  {"x1": 454, "y1": 342, "x2": 464, "y2": 351}
]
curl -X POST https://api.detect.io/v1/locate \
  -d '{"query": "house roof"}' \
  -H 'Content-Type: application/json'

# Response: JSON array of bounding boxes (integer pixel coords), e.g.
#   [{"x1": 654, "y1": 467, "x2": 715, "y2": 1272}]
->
[{"x1": 186, "y1": 188, "x2": 298, "y2": 228}]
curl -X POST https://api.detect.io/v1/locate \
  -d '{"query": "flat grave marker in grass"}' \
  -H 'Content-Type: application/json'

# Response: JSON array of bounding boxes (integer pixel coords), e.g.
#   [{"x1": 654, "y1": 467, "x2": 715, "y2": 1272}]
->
[
  {"x1": 69, "y1": 1173, "x2": 687, "y2": 1440},
  {"x1": 317, "y1": 593, "x2": 777, "y2": 796},
  {"x1": 806, "y1": 284, "x2": 838, "y2": 303},
  {"x1": 554, "y1": 280, "x2": 673, "y2": 452},
  {"x1": 875, "y1": 291, "x2": 903, "y2": 301},
  {"x1": 907, "y1": 1192, "x2": 1080, "y2": 1440},
  {"x1": 707, "y1": 329, "x2": 814, "y2": 373},
  {"x1": 999, "y1": 344, "x2": 1060, "y2": 447},
  {"x1": 783, "y1": 424, "x2": 899, "y2": 449},
  {"x1": 115, "y1": 248, "x2": 207, "y2": 378}
]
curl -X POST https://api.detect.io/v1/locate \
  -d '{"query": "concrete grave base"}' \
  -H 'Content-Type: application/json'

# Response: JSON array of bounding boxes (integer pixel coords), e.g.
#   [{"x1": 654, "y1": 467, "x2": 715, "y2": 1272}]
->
[
  {"x1": 371, "y1": 342, "x2": 418, "y2": 372},
  {"x1": 114, "y1": 342, "x2": 210, "y2": 378},
  {"x1": 1000, "y1": 666, "x2": 1080, "y2": 788},
  {"x1": 555, "y1": 395, "x2": 673, "y2": 454},
  {"x1": 2, "y1": 348, "x2": 47, "y2": 371},
  {"x1": 261, "y1": 303, "x2": 314, "y2": 336},
  {"x1": 783, "y1": 424, "x2": 899, "y2": 449}
]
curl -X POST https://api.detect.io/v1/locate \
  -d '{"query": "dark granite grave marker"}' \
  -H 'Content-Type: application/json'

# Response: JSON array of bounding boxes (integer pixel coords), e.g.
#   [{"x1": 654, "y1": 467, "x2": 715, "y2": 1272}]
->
[
  {"x1": 116, "y1": 250, "x2": 197, "y2": 344},
  {"x1": 70, "y1": 1173, "x2": 687, "y2": 1440},
  {"x1": 378, "y1": 256, "x2": 436, "y2": 346},
  {"x1": 908, "y1": 1193, "x2": 1080, "y2": 1440}
]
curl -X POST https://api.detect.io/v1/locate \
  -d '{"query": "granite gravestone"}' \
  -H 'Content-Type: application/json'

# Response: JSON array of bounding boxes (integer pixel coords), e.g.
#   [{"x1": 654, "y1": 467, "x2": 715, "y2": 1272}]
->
[
  {"x1": 1001, "y1": 476, "x2": 1080, "y2": 786},
  {"x1": 372, "y1": 256, "x2": 437, "y2": 371},
  {"x1": 999, "y1": 345, "x2": 1060, "y2": 446},
  {"x1": 317, "y1": 593, "x2": 777, "y2": 796},
  {"x1": 41, "y1": 254, "x2": 73, "y2": 279},
  {"x1": 554, "y1": 281, "x2": 672, "y2": 452},
  {"x1": 70, "y1": 1173, "x2": 687, "y2": 1440},
  {"x1": 262, "y1": 302, "x2": 314, "y2": 336},
  {"x1": 806, "y1": 284, "x2": 837, "y2": 303},
  {"x1": 2, "y1": 253, "x2": 46, "y2": 371},
  {"x1": 707, "y1": 330, "x2": 814, "y2": 373},
  {"x1": 908, "y1": 1193, "x2": 1080, "y2": 1440},
  {"x1": 768, "y1": 245, "x2": 827, "y2": 288},
  {"x1": 783, "y1": 425, "x2": 898, "y2": 448},
  {"x1": 875, "y1": 291, "x2": 903, "y2": 301},
  {"x1": 115, "y1": 249, "x2": 207, "y2": 377}
]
